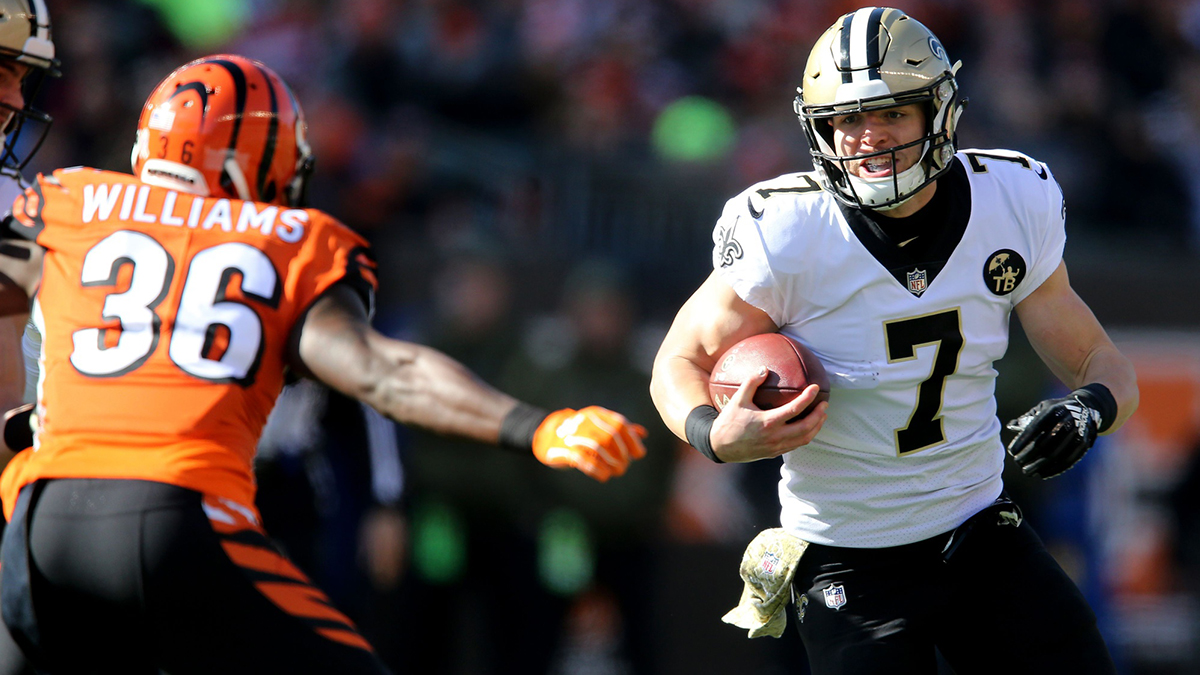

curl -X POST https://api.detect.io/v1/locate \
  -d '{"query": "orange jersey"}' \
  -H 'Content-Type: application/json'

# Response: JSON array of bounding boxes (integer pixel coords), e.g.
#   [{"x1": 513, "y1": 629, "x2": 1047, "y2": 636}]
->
[{"x1": 1, "y1": 168, "x2": 376, "y2": 518}]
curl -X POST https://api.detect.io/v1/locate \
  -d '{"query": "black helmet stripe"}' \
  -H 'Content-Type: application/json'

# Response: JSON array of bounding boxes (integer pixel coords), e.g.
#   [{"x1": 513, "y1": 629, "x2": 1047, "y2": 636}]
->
[
  {"x1": 838, "y1": 12, "x2": 854, "y2": 84},
  {"x1": 841, "y1": 7, "x2": 886, "y2": 84},
  {"x1": 167, "y1": 82, "x2": 209, "y2": 123},
  {"x1": 251, "y1": 64, "x2": 279, "y2": 201},
  {"x1": 29, "y1": 0, "x2": 52, "y2": 38},
  {"x1": 863, "y1": 7, "x2": 884, "y2": 80},
  {"x1": 200, "y1": 58, "x2": 248, "y2": 149}
]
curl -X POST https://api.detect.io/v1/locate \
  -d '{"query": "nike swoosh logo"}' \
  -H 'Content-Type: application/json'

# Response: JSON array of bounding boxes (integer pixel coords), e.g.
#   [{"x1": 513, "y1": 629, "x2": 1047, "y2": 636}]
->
[
  {"x1": 747, "y1": 195, "x2": 764, "y2": 219},
  {"x1": 898, "y1": 237, "x2": 918, "y2": 247}
]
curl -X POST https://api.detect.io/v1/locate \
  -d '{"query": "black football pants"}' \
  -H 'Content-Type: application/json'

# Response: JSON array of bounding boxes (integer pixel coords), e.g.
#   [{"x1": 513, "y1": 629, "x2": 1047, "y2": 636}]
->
[
  {"x1": 791, "y1": 504, "x2": 1117, "y2": 675},
  {"x1": 0, "y1": 479, "x2": 393, "y2": 675}
]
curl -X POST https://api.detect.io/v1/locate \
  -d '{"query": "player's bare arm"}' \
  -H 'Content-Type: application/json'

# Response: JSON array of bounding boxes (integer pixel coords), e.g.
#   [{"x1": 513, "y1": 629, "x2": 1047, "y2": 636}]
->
[
  {"x1": 1015, "y1": 261, "x2": 1139, "y2": 431},
  {"x1": 292, "y1": 284, "x2": 647, "y2": 482},
  {"x1": 1005, "y1": 260, "x2": 1139, "y2": 479},
  {"x1": 0, "y1": 314, "x2": 27, "y2": 411},
  {"x1": 0, "y1": 236, "x2": 41, "y2": 318},
  {"x1": 0, "y1": 238, "x2": 39, "y2": 459},
  {"x1": 293, "y1": 284, "x2": 521, "y2": 444},
  {"x1": 0, "y1": 312, "x2": 28, "y2": 460},
  {"x1": 650, "y1": 271, "x2": 827, "y2": 463}
]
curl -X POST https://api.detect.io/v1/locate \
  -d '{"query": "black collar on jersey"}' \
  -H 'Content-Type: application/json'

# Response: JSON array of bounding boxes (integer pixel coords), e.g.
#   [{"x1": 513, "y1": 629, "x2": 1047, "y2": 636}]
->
[{"x1": 837, "y1": 157, "x2": 971, "y2": 297}]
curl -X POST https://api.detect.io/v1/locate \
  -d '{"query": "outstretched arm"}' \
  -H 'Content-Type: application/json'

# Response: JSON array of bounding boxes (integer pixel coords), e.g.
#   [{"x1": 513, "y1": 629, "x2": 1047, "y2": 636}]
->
[
  {"x1": 293, "y1": 284, "x2": 519, "y2": 445},
  {"x1": 290, "y1": 284, "x2": 647, "y2": 481}
]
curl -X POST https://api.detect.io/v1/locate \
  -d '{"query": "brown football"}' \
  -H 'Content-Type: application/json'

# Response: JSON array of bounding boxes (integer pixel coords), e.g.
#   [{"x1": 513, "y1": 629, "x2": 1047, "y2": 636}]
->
[{"x1": 709, "y1": 333, "x2": 830, "y2": 417}]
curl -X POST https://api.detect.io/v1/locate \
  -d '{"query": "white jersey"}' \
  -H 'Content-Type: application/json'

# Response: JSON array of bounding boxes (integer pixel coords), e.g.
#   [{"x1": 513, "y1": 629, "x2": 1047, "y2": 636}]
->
[
  {"x1": 0, "y1": 171, "x2": 41, "y2": 404},
  {"x1": 713, "y1": 150, "x2": 1066, "y2": 548}
]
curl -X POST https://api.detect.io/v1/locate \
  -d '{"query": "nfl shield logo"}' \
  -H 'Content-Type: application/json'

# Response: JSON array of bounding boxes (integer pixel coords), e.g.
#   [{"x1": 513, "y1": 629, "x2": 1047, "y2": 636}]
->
[
  {"x1": 906, "y1": 268, "x2": 928, "y2": 296},
  {"x1": 760, "y1": 551, "x2": 780, "y2": 575},
  {"x1": 823, "y1": 583, "x2": 847, "y2": 610}
]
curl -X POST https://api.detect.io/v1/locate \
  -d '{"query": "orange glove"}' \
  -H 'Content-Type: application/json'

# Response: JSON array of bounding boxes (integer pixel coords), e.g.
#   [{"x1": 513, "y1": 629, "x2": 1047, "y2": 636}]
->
[{"x1": 532, "y1": 406, "x2": 648, "y2": 482}]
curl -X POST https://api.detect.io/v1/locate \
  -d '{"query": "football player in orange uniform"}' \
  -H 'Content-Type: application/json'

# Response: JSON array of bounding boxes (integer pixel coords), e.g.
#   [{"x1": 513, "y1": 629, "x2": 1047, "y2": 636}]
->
[{"x1": 0, "y1": 55, "x2": 648, "y2": 674}]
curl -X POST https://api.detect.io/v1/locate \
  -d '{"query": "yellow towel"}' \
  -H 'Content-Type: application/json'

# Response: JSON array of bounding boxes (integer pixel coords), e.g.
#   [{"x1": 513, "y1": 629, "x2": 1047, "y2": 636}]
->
[{"x1": 721, "y1": 528, "x2": 809, "y2": 638}]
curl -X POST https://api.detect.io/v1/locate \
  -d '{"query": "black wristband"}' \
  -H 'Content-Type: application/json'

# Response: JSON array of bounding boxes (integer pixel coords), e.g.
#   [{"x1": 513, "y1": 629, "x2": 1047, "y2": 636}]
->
[
  {"x1": 498, "y1": 402, "x2": 550, "y2": 453},
  {"x1": 685, "y1": 405, "x2": 723, "y2": 464},
  {"x1": 1072, "y1": 383, "x2": 1118, "y2": 434}
]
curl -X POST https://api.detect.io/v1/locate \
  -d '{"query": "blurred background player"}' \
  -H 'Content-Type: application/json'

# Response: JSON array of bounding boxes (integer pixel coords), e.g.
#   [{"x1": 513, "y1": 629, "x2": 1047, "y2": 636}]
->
[
  {"x1": 650, "y1": 8, "x2": 1138, "y2": 674},
  {"x1": 0, "y1": 54, "x2": 648, "y2": 674}
]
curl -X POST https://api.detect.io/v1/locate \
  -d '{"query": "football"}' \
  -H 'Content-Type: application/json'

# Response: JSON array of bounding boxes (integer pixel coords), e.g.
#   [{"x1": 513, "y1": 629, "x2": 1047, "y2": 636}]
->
[{"x1": 709, "y1": 333, "x2": 830, "y2": 417}]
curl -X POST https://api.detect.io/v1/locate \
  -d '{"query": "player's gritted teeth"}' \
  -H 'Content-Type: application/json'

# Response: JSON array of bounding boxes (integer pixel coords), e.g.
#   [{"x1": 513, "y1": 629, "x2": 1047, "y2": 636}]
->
[{"x1": 858, "y1": 156, "x2": 894, "y2": 177}]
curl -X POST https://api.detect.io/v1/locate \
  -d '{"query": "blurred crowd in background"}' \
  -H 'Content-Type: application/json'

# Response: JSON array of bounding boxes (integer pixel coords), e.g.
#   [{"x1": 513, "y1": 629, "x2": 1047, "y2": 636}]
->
[{"x1": 20, "y1": 0, "x2": 1200, "y2": 673}]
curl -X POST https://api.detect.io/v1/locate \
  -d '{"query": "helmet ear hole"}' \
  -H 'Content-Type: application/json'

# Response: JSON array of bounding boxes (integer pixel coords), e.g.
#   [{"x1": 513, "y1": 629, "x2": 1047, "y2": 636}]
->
[
  {"x1": 286, "y1": 154, "x2": 315, "y2": 207},
  {"x1": 219, "y1": 169, "x2": 234, "y2": 195}
]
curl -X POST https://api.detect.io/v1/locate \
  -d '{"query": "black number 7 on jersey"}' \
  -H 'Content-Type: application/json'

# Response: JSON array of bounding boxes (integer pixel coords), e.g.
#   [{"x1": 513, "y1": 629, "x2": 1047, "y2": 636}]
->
[{"x1": 883, "y1": 308, "x2": 964, "y2": 455}]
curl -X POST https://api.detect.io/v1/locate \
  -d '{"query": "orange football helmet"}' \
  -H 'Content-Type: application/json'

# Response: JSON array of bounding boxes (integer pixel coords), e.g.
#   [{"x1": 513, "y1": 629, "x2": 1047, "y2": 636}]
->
[{"x1": 131, "y1": 54, "x2": 314, "y2": 206}]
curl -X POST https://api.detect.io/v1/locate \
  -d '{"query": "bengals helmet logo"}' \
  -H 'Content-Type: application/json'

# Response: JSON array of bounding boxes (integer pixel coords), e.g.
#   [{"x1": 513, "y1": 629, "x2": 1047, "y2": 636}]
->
[{"x1": 983, "y1": 249, "x2": 1027, "y2": 296}]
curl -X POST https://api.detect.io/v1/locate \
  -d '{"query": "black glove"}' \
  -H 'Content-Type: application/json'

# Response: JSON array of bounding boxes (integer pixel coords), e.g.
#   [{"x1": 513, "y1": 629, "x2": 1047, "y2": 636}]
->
[{"x1": 1005, "y1": 384, "x2": 1116, "y2": 479}]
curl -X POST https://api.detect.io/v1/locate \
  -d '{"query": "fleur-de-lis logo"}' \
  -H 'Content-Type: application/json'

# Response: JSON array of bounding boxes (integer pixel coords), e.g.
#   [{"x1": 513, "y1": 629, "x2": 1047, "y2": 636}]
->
[{"x1": 718, "y1": 221, "x2": 743, "y2": 268}]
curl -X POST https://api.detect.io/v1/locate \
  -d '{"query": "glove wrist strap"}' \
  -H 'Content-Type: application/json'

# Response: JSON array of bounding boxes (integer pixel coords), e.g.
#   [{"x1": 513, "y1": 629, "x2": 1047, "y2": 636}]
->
[
  {"x1": 685, "y1": 405, "x2": 723, "y2": 463},
  {"x1": 499, "y1": 402, "x2": 549, "y2": 453},
  {"x1": 1072, "y1": 383, "x2": 1117, "y2": 434}
]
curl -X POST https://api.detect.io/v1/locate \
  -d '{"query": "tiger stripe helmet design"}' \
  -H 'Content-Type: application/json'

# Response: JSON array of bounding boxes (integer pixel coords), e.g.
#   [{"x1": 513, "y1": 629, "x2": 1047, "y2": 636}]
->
[
  {"x1": 132, "y1": 55, "x2": 314, "y2": 207},
  {"x1": 0, "y1": 0, "x2": 59, "y2": 171},
  {"x1": 795, "y1": 7, "x2": 965, "y2": 210}
]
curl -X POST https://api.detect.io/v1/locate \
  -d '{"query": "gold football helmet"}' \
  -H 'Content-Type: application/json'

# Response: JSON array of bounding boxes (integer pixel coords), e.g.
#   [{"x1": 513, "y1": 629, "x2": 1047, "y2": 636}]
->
[
  {"x1": 0, "y1": 0, "x2": 58, "y2": 170},
  {"x1": 795, "y1": 7, "x2": 964, "y2": 210}
]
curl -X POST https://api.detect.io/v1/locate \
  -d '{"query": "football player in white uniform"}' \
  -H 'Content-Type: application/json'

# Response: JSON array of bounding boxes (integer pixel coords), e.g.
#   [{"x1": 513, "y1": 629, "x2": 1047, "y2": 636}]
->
[
  {"x1": 0, "y1": 0, "x2": 57, "y2": 422},
  {"x1": 650, "y1": 7, "x2": 1138, "y2": 674},
  {"x1": 0, "y1": 5, "x2": 56, "y2": 675}
]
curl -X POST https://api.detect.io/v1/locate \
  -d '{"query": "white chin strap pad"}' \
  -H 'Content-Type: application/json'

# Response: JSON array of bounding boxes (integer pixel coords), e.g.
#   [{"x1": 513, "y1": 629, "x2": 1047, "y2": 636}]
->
[
  {"x1": 845, "y1": 141, "x2": 932, "y2": 210},
  {"x1": 847, "y1": 161, "x2": 927, "y2": 210},
  {"x1": 139, "y1": 159, "x2": 210, "y2": 197}
]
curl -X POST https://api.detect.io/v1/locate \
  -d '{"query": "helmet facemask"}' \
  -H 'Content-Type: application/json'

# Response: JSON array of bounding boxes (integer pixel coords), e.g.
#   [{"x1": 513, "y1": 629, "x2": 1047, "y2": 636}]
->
[{"x1": 0, "y1": 67, "x2": 53, "y2": 171}]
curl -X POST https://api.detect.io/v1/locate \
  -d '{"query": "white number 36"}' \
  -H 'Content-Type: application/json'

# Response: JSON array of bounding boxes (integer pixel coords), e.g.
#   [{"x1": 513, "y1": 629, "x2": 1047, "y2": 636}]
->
[{"x1": 70, "y1": 230, "x2": 280, "y2": 384}]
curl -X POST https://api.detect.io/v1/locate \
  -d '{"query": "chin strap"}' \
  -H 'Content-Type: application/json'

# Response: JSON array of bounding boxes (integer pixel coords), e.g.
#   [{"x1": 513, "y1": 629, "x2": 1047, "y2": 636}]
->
[
  {"x1": 846, "y1": 156, "x2": 929, "y2": 210},
  {"x1": 222, "y1": 152, "x2": 253, "y2": 202}
]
